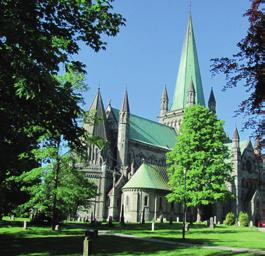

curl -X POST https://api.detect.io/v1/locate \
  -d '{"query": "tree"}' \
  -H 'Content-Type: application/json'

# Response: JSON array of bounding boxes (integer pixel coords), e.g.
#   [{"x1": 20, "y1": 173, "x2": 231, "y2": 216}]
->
[
  {"x1": 211, "y1": 0, "x2": 265, "y2": 138},
  {"x1": 0, "y1": 0, "x2": 125, "y2": 216},
  {"x1": 166, "y1": 105, "x2": 232, "y2": 239},
  {"x1": 15, "y1": 135, "x2": 97, "y2": 229}
]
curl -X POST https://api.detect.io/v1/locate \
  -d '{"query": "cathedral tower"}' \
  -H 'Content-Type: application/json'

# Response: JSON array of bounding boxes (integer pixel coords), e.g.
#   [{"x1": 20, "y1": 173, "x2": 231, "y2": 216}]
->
[
  {"x1": 84, "y1": 88, "x2": 110, "y2": 221},
  {"x1": 84, "y1": 88, "x2": 108, "y2": 163},
  {"x1": 232, "y1": 127, "x2": 242, "y2": 216},
  {"x1": 117, "y1": 90, "x2": 130, "y2": 174},
  {"x1": 159, "y1": 16, "x2": 205, "y2": 131}
]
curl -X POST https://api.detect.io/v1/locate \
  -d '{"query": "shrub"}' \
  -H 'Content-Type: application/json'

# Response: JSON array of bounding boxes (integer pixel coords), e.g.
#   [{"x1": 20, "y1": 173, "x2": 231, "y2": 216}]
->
[
  {"x1": 224, "y1": 212, "x2": 235, "y2": 225},
  {"x1": 239, "y1": 211, "x2": 249, "y2": 227}
]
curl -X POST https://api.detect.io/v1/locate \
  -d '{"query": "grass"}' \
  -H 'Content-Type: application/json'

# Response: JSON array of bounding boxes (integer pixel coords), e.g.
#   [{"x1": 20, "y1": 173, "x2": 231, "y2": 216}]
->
[
  {"x1": 0, "y1": 220, "x2": 262, "y2": 255},
  {"x1": 114, "y1": 222, "x2": 265, "y2": 250}
]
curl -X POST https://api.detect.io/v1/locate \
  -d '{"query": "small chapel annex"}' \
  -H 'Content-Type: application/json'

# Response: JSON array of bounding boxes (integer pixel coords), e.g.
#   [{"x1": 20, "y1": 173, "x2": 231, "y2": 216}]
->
[{"x1": 78, "y1": 16, "x2": 265, "y2": 224}]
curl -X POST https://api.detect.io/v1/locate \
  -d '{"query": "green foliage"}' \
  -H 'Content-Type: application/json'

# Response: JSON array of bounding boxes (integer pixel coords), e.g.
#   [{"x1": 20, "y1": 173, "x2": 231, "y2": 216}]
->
[
  {"x1": 166, "y1": 105, "x2": 232, "y2": 207},
  {"x1": 14, "y1": 136, "x2": 97, "y2": 225},
  {"x1": 239, "y1": 211, "x2": 249, "y2": 227},
  {"x1": 0, "y1": 0, "x2": 124, "y2": 215},
  {"x1": 211, "y1": 1, "x2": 265, "y2": 136},
  {"x1": 224, "y1": 212, "x2": 235, "y2": 226}
]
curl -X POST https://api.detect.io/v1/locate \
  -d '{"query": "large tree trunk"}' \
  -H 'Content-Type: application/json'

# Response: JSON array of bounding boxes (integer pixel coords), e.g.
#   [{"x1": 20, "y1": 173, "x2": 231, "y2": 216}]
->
[{"x1": 197, "y1": 205, "x2": 203, "y2": 222}]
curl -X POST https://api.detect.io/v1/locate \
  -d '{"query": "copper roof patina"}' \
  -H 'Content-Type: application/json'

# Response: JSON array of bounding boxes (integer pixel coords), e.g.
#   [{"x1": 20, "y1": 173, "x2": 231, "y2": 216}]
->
[
  {"x1": 171, "y1": 16, "x2": 205, "y2": 110},
  {"x1": 112, "y1": 108, "x2": 177, "y2": 149},
  {"x1": 123, "y1": 162, "x2": 170, "y2": 191}
]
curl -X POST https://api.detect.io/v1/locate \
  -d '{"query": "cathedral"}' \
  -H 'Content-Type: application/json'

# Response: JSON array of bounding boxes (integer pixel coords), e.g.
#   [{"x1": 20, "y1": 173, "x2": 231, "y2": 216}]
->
[{"x1": 79, "y1": 16, "x2": 265, "y2": 224}]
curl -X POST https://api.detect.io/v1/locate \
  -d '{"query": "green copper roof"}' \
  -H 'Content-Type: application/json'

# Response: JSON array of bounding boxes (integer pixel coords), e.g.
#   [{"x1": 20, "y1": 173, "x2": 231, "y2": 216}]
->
[
  {"x1": 123, "y1": 163, "x2": 170, "y2": 191},
  {"x1": 171, "y1": 16, "x2": 205, "y2": 110},
  {"x1": 113, "y1": 108, "x2": 177, "y2": 149}
]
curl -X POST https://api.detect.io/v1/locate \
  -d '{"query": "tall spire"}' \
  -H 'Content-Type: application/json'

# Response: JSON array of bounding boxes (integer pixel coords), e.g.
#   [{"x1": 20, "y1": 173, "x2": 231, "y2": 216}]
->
[
  {"x1": 233, "y1": 127, "x2": 240, "y2": 148},
  {"x1": 160, "y1": 85, "x2": 169, "y2": 121},
  {"x1": 171, "y1": 15, "x2": 205, "y2": 110},
  {"x1": 121, "y1": 89, "x2": 130, "y2": 113},
  {"x1": 162, "y1": 85, "x2": 169, "y2": 102},
  {"x1": 118, "y1": 90, "x2": 130, "y2": 169},
  {"x1": 208, "y1": 87, "x2": 216, "y2": 113}
]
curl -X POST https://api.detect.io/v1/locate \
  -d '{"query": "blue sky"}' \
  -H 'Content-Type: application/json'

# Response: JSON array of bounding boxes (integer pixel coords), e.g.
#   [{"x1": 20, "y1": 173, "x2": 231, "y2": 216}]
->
[{"x1": 77, "y1": 0, "x2": 252, "y2": 141}]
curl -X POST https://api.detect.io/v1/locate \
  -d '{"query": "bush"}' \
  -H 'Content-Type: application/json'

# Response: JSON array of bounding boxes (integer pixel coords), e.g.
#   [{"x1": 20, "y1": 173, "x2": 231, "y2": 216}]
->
[
  {"x1": 224, "y1": 212, "x2": 235, "y2": 225},
  {"x1": 239, "y1": 211, "x2": 249, "y2": 227}
]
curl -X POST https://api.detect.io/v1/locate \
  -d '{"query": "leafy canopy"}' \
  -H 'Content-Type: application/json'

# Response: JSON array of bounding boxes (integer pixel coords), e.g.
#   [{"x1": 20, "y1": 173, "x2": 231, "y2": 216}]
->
[
  {"x1": 14, "y1": 136, "x2": 97, "y2": 222},
  {"x1": 166, "y1": 105, "x2": 232, "y2": 207},
  {"x1": 0, "y1": 0, "x2": 124, "y2": 215},
  {"x1": 211, "y1": 0, "x2": 265, "y2": 137},
  {"x1": 0, "y1": 0, "x2": 125, "y2": 146}
]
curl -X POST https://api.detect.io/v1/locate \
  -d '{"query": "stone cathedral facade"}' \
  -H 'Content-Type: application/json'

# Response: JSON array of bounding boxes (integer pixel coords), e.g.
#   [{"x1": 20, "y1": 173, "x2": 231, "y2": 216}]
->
[{"x1": 79, "y1": 16, "x2": 265, "y2": 224}]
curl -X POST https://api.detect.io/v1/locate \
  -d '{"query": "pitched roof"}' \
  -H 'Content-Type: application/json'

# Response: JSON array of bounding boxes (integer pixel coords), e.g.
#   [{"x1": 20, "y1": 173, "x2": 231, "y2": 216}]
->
[
  {"x1": 123, "y1": 162, "x2": 170, "y2": 191},
  {"x1": 112, "y1": 108, "x2": 177, "y2": 149},
  {"x1": 171, "y1": 15, "x2": 205, "y2": 110},
  {"x1": 85, "y1": 89, "x2": 108, "y2": 140},
  {"x1": 225, "y1": 140, "x2": 251, "y2": 155}
]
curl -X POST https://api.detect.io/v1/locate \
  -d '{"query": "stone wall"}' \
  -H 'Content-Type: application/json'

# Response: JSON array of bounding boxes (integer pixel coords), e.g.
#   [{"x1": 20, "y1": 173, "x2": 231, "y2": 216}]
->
[{"x1": 122, "y1": 188, "x2": 181, "y2": 223}]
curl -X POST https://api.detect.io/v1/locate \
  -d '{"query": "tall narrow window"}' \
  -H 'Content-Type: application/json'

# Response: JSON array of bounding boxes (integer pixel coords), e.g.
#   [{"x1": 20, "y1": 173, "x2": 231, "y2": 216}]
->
[{"x1": 144, "y1": 195, "x2": 148, "y2": 206}]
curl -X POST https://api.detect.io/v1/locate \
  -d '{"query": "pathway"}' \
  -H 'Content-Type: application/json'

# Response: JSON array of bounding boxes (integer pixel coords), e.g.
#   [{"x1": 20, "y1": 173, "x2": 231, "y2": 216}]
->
[{"x1": 99, "y1": 231, "x2": 265, "y2": 255}]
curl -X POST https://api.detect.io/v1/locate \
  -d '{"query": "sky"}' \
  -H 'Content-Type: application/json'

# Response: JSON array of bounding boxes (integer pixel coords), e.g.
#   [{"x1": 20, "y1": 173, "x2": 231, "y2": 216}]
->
[{"x1": 77, "y1": 0, "x2": 253, "y2": 141}]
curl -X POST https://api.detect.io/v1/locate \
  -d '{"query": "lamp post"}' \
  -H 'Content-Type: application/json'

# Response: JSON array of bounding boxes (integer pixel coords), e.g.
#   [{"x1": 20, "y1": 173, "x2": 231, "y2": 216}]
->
[{"x1": 182, "y1": 168, "x2": 187, "y2": 239}]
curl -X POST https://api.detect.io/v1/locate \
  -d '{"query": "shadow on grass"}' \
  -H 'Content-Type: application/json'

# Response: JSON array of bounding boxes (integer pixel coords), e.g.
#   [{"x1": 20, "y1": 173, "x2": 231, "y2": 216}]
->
[
  {"x1": 0, "y1": 234, "x2": 82, "y2": 256},
  {"x1": 0, "y1": 234, "x2": 252, "y2": 256}
]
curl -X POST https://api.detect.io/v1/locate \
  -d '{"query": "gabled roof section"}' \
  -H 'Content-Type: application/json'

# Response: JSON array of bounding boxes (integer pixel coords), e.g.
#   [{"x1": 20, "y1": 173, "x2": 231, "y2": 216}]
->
[
  {"x1": 225, "y1": 140, "x2": 252, "y2": 157},
  {"x1": 85, "y1": 89, "x2": 108, "y2": 140},
  {"x1": 240, "y1": 140, "x2": 252, "y2": 154},
  {"x1": 106, "y1": 102, "x2": 118, "y2": 130},
  {"x1": 112, "y1": 108, "x2": 177, "y2": 149},
  {"x1": 171, "y1": 16, "x2": 205, "y2": 110},
  {"x1": 123, "y1": 162, "x2": 170, "y2": 191}
]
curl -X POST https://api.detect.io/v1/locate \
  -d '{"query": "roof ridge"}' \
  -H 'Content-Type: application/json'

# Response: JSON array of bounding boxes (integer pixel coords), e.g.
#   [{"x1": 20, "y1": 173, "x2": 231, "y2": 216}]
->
[{"x1": 112, "y1": 107, "x2": 176, "y2": 130}]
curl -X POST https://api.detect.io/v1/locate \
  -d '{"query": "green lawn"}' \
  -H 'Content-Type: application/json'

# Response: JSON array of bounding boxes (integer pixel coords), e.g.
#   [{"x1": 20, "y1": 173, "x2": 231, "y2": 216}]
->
[
  {"x1": 0, "y1": 220, "x2": 261, "y2": 255},
  {"x1": 114, "y1": 223, "x2": 265, "y2": 250}
]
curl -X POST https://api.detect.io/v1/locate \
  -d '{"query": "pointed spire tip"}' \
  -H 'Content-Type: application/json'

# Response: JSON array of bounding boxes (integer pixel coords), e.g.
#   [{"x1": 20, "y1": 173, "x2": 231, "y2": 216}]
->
[
  {"x1": 121, "y1": 89, "x2": 130, "y2": 113},
  {"x1": 233, "y1": 127, "x2": 240, "y2": 141}
]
